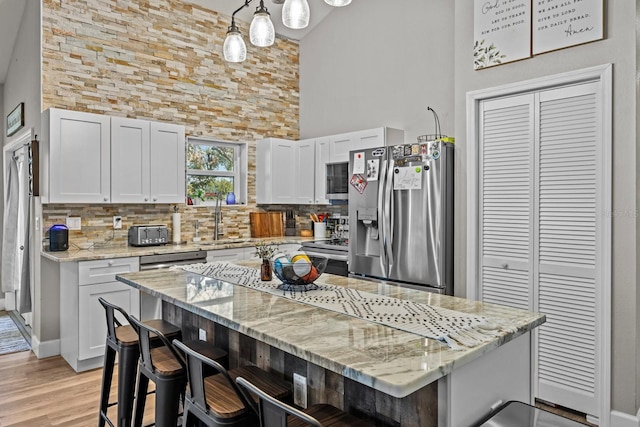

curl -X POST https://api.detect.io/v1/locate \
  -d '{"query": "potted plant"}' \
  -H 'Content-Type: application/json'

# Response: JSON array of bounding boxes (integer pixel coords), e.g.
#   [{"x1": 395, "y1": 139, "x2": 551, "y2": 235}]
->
[
  {"x1": 254, "y1": 241, "x2": 278, "y2": 281},
  {"x1": 189, "y1": 189, "x2": 205, "y2": 205}
]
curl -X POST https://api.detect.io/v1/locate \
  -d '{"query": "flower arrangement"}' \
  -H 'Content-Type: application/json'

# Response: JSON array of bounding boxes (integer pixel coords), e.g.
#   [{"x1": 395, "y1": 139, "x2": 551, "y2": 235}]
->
[{"x1": 254, "y1": 241, "x2": 279, "y2": 260}]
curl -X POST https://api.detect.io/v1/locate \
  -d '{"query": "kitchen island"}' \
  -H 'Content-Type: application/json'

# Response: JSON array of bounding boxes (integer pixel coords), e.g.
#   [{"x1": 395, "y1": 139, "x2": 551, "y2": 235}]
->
[{"x1": 117, "y1": 261, "x2": 545, "y2": 426}]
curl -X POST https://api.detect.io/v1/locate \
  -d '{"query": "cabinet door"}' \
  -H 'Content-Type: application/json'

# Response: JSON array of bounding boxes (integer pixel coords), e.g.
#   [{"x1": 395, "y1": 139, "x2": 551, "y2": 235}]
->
[
  {"x1": 353, "y1": 128, "x2": 385, "y2": 150},
  {"x1": 48, "y1": 109, "x2": 111, "y2": 203},
  {"x1": 314, "y1": 137, "x2": 330, "y2": 205},
  {"x1": 78, "y1": 282, "x2": 140, "y2": 360},
  {"x1": 150, "y1": 122, "x2": 186, "y2": 203},
  {"x1": 111, "y1": 117, "x2": 150, "y2": 203},
  {"x1": 329, "y1": 133, "x2": 354, "y2": 163},
  {"x1": 207, "y1": 248, "x2": 246, "y2": 262},
  {"x1": 296, "y1": 139, "x2": 316, "y2": 204},
  {"x1": 270, "y1": 139, "x2": 298, "y2": 204}
]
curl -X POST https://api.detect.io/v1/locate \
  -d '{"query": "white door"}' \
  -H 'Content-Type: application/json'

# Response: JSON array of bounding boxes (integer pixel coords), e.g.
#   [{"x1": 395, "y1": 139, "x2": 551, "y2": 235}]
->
[
  {"x1": 296, "y1": 139, "x2": 316, "y2": 204},
  {"x1": 475, "y1": 77, "x2": 609, "y2": 421},
  {"x1": 314, "y1": 137, "x2": 330, "y2": 205}
]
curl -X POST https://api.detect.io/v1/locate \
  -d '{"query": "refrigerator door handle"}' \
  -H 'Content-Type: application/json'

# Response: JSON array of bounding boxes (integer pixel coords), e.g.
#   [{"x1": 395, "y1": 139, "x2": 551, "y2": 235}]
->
[
  {"x1": 378, "y1": 158, "x2": 388, "y2": 277},
  {"x1": 384, "y1": 158, "x2": 394, "y2": 270}
]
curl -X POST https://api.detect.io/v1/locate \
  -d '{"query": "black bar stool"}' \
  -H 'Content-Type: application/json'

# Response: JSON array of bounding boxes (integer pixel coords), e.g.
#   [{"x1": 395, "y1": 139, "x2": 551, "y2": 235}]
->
[
  {"x1": 173, "y1": 339, "x2": 291, "y2": 427},
  {"x1": 98, "y1": 297, "x2": 182, "y2": 427},
  {"x1": 236, "y1": 376, "x2": 370, "y2": 427},
  {"x1": 129, "y1": 317, "x2": 228, "y2": 427}
]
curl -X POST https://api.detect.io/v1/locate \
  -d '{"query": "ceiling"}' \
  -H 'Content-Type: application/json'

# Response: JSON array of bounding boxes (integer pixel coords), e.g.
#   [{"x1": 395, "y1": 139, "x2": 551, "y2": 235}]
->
[{"x1": 0, "y1": 0, "x2": 334, "y2": 84}]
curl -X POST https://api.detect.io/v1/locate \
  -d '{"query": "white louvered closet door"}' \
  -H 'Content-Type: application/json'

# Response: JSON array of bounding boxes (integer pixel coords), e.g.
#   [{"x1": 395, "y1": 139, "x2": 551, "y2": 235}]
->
[
  {"x1": 535, "y1": 82, "x2": 601, "y2": 415},
  {"x1": 478, "y1": 81, "x2": 603, "y2": 419},
  {"x1": 479, "y1": 94, "x2": 535, "y2": 311}
]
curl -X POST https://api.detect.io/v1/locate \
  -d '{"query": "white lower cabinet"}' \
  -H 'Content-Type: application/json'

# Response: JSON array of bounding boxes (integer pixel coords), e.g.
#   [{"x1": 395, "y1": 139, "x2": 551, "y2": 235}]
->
[
  {"x1": 207, "y1": 248, "x2": 246, "y2": 262},
  {"x1": 59, "y1": 256, "x2": 140, "y2": 372}
]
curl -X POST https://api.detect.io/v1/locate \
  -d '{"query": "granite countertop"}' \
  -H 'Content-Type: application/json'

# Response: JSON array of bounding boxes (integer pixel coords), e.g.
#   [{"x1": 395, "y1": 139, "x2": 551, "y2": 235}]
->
[
  {"x1": 116, "y1": 262, "x2": 545, "y2": 398},
  {"x1": 41, "y1": 237, "x2": 314, "y2": 262}
]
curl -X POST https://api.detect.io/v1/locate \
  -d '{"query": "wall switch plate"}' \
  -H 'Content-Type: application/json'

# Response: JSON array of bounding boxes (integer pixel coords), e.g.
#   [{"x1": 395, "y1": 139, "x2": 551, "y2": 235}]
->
[
  {"x1": 66, "y1": 217, "x2": 81, "y2": 230},
  {"x1": 198, "y1": 328, "x2": 206, "y2": 341},
  {"x1": 293, "y1": 373, "x2": 307, "y2": 408},
  {"x1": 113, "y1": 216, "x2": 122, "y2": 229}
]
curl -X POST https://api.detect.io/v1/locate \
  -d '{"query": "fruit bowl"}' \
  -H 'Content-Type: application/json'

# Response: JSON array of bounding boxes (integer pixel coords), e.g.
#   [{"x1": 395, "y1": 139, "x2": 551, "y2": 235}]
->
[{"x1": 271, "y1": 254, "x2": 328, "y2": 291}]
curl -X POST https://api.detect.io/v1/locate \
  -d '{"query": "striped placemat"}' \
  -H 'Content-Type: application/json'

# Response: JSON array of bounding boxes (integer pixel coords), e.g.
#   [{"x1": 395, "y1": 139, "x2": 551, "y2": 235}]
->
[{"x1": 176, "y1": 262, "x2": 513, "y2": 350}]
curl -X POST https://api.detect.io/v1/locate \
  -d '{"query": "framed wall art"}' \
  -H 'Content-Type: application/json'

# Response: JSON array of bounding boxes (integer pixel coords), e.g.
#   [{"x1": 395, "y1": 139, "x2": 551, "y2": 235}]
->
[
  {"x1": 533, "y1": 0, "x2": 604, "y2": 55},
  {"x1": 6, "y1": 102, "x2": 25, "y2": 137},
  {"x1": 474, "y1": 0, "x2": 532, "y2": 70}
]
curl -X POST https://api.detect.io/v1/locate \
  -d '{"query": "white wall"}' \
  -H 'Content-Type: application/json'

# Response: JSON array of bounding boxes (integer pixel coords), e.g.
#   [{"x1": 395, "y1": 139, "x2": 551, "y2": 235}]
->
[
  {"x1": 453, "y1": 0, "x2": 638, "y2": 417},
  {"x1": 3, "y1": 0, "x2": 43, "y2": 339},
  {"x1": 299, "y1": 0, "x2": 455, "y2": 143}
]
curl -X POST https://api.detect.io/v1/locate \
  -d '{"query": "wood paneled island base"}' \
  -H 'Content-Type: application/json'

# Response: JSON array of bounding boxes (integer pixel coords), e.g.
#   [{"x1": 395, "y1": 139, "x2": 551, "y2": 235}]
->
[{"x1": 117, "y1": 262, "x2": 544, "y2": 426}]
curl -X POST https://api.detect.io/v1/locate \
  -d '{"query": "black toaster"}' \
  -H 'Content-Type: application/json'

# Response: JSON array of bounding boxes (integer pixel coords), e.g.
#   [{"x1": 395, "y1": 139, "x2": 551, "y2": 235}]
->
[{"x1": 128, "y1": 225, "x2": 169, "y2": 246}]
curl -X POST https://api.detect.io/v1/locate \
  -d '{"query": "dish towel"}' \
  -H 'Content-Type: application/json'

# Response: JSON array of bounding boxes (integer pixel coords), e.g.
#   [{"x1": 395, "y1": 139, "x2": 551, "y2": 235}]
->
[{"x1": 176, "y1": 262, "x2": 516, "y2": 350}]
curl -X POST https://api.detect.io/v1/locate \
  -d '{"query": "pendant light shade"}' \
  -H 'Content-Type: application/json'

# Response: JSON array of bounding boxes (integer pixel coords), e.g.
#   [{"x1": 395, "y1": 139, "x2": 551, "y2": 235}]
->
[
  {"x1": 324, "y1": 0, "x2": 351, "y2": 6},
  {"x1": 250, "y1": 4, "x2": 275, "y2": 47},
  {"x1": 223, "y1": 26, "x2": 247, "y2": 63},
  {"x1": 282, "y1": 0, "x2": 310, "y2": 29}
]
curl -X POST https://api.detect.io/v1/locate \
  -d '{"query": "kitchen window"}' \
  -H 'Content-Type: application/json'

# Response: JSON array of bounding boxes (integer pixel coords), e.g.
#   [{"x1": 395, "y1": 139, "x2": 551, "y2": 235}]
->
[{"x1": 186, "y1": 136, "x2": 247, "y2": 205}]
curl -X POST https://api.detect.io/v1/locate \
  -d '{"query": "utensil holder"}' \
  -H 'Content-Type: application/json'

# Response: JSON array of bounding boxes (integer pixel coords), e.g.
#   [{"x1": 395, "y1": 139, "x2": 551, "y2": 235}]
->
[{"x1": 313, "y1": 222, "x2": 327, "y2": 238}]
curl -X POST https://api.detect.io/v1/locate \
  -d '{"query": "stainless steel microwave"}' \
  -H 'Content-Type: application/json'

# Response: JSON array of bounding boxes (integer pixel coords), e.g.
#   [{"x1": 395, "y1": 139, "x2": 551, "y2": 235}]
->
[{"x1": 326, "y1": 162, "x2": 349, "y2": 200}]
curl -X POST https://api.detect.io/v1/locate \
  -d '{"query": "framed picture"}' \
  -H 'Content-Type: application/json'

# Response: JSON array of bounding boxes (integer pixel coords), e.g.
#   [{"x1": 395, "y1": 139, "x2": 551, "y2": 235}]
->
[
  {"x1": 533, "y1": 0, "x2": 604, "y2": 55},
  {"x1": 6, "y1": 102, "x2": 24, "y2": 137},
  {"x1": 474, "y1": 0, "x2": 532, "y2": 70}
]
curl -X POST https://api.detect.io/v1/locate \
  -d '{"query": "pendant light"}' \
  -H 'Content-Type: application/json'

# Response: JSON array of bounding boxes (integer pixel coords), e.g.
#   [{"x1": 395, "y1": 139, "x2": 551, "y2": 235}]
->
[
  {"x1": 250, "y1": 1, "x2": 275, "y2": 47},
  {"x1": 223, "y1": 19, "x2": 247, "y2": 63},
  {"x1": 282, "y1": 0, "x2": 310, "y2": 29},
  {"x1": 324, "y1": 0, "x2": 351, "y2": 6}
]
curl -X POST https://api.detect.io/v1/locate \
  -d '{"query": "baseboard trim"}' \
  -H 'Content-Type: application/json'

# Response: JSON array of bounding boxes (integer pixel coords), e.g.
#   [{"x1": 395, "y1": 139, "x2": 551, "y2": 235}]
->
[
  {"x1": 611, "y1": 410, "x2": 640, "y2": 427},
  {"x1": 31, "y1": 336, "x2": 60, "y2": 359}
]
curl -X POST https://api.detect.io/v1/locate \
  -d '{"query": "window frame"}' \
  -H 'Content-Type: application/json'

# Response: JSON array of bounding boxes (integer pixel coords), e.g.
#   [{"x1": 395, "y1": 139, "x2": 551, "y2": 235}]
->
[{"x1": 186, "y1": 136, "x2": 248, "y2": 206}]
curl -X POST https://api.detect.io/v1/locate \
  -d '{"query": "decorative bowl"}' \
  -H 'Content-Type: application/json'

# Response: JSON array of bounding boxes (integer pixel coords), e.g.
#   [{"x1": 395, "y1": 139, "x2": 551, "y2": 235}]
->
[{"x1": 271, "y1": 254, "x2": 328, "y2": 291}]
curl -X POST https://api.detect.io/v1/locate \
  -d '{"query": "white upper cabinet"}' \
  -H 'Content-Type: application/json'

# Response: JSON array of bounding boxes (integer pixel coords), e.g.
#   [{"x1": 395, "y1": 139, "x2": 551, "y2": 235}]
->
[
  {"x1": 111, "y1": 117, "x2": 151, "y2": 203},
  {"x1": 296, "y1": 138, "x2": 316, "y2": 204},
  {"x1": 256, "y1": 138, "x2": 299, "y2": 204},
  {"x1": 314, "y1": 137, "x2": 330, "y2": 205},
  {"x1": 328, "y1": 133, "x2": 354, "y2": 163},
  {"x1": 328, "y1": 127, "x2": 405, "y2": 163},
  {"x1": 43, "y1": 108, "x2": 111, "y2": 203},
  {"x1": 42, "y1": 108, "x2": 185, "y2": 204},
  {"x1": 149, "y1": 121, "x2": 185, "y2": 203}
]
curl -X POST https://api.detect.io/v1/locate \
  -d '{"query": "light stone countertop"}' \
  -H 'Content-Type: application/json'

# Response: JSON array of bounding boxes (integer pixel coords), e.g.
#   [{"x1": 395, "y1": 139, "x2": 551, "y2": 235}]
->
[
  {"x1": 116, "y1": 262, "x2": 545, "y2": 398},
  {"x1": 40, "y1": 237, "x2": 313, "y2": 262}
]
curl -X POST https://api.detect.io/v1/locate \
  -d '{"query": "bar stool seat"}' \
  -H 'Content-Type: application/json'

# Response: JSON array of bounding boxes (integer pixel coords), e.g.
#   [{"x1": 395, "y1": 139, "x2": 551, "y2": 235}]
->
[
  {"x1": 98, "y1": 297, "x2": 182, "y2": 427},
  {"x1": 130, "y1": 318, "x2": 228, "y2": 427},
  {"x1": 173, "y1": 339, "x2": 292, "y2": 427},
  {"x1": 236, "y1": 376, "x2": 369, "y2": 427}
]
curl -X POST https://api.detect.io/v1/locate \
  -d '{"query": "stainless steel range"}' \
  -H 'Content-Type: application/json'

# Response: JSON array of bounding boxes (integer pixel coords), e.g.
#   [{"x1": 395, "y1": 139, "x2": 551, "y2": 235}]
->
[{"x1": 301, "y1": 238, "x2": 348, "y2": 277}]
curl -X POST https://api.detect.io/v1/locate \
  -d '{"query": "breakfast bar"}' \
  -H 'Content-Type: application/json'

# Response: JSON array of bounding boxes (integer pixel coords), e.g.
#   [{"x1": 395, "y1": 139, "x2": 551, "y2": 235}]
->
[{"x1": 116, "y1": 261, "x2": 545, "y2": 426}]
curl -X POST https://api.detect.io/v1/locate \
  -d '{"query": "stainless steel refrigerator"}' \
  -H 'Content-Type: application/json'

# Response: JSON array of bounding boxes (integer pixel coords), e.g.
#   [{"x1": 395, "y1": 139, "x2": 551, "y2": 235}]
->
[{"x1": 348, "y1": 141, "x2": 454, "y2": 294}]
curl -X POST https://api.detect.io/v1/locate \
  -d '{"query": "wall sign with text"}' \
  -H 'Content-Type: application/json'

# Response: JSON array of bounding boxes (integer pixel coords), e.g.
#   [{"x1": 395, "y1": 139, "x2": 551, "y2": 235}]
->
[
  {"x1": 6, "y1": 102, "x2": 25, "y2": 137},
  {"x1": 474, "y1": 0, "x2": 532, "y2": 70},
  {"x1": 533, "y1": 0, "x2": 603, "y2": 54},
  {"x1": 474, "y1": 0, "x2": 604, "y2": 69}
]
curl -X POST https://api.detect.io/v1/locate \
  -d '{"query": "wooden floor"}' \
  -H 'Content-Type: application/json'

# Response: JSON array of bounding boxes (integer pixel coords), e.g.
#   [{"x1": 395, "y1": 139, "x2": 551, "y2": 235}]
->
[{"x1": 0, "y1": 349, "x2": 156, "y2": 427}]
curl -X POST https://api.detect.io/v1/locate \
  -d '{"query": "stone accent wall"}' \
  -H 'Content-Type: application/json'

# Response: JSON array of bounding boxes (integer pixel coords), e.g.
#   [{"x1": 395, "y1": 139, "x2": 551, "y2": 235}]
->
[{"x1": 41, "y1": 0, "x2": 300, "y2": 243}]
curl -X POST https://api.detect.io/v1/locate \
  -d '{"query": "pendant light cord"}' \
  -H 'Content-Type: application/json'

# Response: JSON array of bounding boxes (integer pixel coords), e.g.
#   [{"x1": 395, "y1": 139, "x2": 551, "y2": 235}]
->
[{"x1": 427, "y1": 106, "x2": 442, "y2": 139}]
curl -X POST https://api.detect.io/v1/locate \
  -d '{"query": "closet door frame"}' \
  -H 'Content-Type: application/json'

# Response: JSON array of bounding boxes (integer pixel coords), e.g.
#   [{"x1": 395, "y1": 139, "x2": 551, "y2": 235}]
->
[{"x1": 466, "y1": 64, "x2": 612, "y2": 426}]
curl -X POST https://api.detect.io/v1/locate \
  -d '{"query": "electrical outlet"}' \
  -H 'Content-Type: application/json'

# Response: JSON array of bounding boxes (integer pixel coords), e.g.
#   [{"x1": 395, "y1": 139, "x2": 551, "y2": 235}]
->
[
  {"x1": 293, "y1": 373, "x2": 307, "y2": 408},
  {"x1": 113, "y1": 216, "x2": 122, "y2": 229},
  {"x1": 66, "y1": 217, "x2": 81, "y2": 230},
  {"x1": 198, "y1": 328, "x2": 206, "y2": 341}
]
